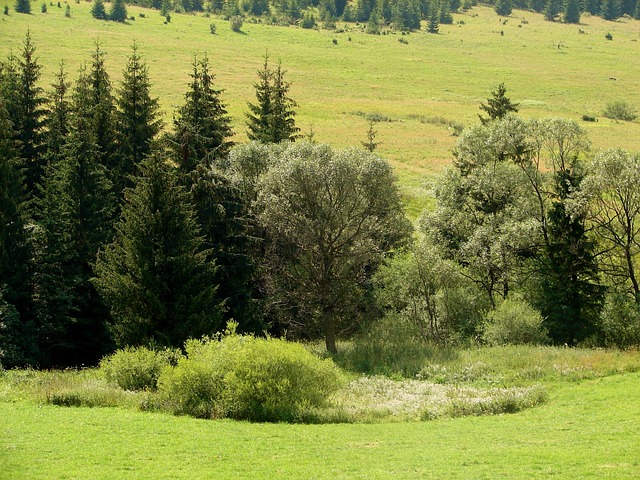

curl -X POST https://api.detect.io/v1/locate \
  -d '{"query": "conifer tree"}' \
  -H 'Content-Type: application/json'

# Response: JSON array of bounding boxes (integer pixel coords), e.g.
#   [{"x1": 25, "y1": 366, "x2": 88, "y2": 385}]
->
[
  {"x1": 91, "y1": 0, "x2": 107, "y2": 18},
  {"x1": 15, "y1": 0, "x2": 31, "y2": 13},
  {"x1": 246, "y1": 55, "x2": 299, "y2": 144},
  {"x1": 115, "y1": 43, "x2": 162, "y2": 195},
  {"x1": 110, "y1": 0, "x2": 127, "y2": 21},
  {"x1": 173, "y1": 55, "x2": 233, "y2": 172},
  {"x1": 600, "y1": 0, "x2": 620, "y2": 19},
  {"x1": 2, "y1": 32, "x2": 48, "y2": 196},
  {"x1": 93, "y1": 154, "x2": 223, "y2": 348},
  {"x1": 439, "y1": 0, "x2": 453, "y2": 23},
  {"x1": 563, "y1": 0, "x2": 581, "y2": 23},
  {"x1": 42, "y1": 63, "x2": 71, "y2": 165},
  {"x1": 544, "y1": 0, "x2": 563, "y2": 20},
  {"x1": 478, "y1": 83, "x2": 519, "y2": 124},
  {"x1": 427, "y1": 8, "x2": 439, "y2": 33},
  {"x1": 34, "y1": 65, "x2": 114, "y2": 366},
  {"x1": 0, "y1": 96, "x2": 37, "y2": 367},
  {"x1": 494, "y1": 0, "x2": 512, "y2": 15}
]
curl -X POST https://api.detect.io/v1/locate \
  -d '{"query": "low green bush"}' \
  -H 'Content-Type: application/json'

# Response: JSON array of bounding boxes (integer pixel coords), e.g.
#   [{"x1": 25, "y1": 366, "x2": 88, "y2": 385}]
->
[
  {"x1": 599, "y1": 292, "x2": 640, "y2": 348},
  {"x1": 603, "y1": 100, "x2": 637, "y2": 121},
  {"x1": 100, "y1": 346, "x2": 180, "y2": 391},
  {"x1": 482, "y1": 297, "x2": 548, "y2": 346},
  {"x1": 157, "y1": 331, "x2": 344, "y2": 422}
]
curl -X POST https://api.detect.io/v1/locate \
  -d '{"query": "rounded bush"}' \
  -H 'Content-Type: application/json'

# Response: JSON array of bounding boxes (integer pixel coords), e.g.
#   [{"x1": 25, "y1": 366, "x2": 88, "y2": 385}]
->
[
  {"x1": 482, "y1": 298, "x2": 548, "y2": 346},
  {"x1": 600, "y1": 293, "x2": 640, "y2": 348},
  {"x1": 157, "y1": 334, "x2": 343, "y2": 422},
  {"x1": 100, "y1": 346, "x2": 180, "y2": 391}
]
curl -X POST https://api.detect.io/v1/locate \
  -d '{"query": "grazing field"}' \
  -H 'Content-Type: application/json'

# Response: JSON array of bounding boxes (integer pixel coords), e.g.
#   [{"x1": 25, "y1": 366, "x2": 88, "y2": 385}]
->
[
  {"x1": 2, "y1": 2, "x2": 640, "y2": 215},
  {"x1": 2, "y1": 368, "x2": 640, "y2": 479}
]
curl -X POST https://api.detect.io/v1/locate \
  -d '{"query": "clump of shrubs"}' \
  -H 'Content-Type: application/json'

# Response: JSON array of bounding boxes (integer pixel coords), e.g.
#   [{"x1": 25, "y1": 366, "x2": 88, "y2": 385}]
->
[
  {"x1": 152, "y1": 326, "x2": 344, "y2": 422},
  {"x1": 100, "y1": 346, "x2": 180, "y2": 391},
  {"x1": 481, "y1": 297, "x2": 549, "y2": 346},
  {"x1": 230, "y1": 15, "x2": 243, "y2": 32}
]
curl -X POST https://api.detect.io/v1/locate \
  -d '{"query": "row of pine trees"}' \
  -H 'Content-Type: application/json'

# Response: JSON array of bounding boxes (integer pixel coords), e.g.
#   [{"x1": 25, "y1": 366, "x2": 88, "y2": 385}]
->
[{"x1": 0, "y1": 33, "x2": 299, "y2": 368}]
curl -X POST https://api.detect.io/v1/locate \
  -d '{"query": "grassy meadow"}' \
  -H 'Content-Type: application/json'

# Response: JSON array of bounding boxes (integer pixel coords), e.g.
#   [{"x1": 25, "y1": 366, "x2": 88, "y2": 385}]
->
[
  {"x1": 2, "y1": 1, "x2": 640, "y2": 215},
  {"x1": 2, "y1": 346, "x2": 640, "y2": 479}
]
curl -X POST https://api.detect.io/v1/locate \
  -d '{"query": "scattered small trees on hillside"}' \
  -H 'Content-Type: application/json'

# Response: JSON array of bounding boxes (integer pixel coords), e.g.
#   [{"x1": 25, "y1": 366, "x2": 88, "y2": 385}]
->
[
  {"x1": 478, "y1": 83, "x2": 519, "y2": 124},
  {"x1": 91, "y1": 0, "x2": 107, "y2": 19}
]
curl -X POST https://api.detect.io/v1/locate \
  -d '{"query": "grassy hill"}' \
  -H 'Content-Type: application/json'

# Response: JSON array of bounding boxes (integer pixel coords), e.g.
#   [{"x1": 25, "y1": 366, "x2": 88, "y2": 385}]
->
[{"x1": 2, "y1": 1, "x2": 640, "y2": 215}]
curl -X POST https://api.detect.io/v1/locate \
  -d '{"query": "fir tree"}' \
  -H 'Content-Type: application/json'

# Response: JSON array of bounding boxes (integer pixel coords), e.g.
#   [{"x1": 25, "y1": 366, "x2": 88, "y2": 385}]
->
[
  {"x1": 600, "y1": 0, "x2": 620, "y2": 19},
  {"x1": 109, "y1": 0, "x2": 127, "y2": 21},
  {"x1": 173, "y1": 55, "x2": 233, "y2": 172},
  {"x1": 478, "y1": 83, "x2": 519, "y2": 124},
  {"x1": 93, "y1": 154, "x2": 223, "y2": 348},
  {"x1": 544, "y1": 0, "x2": 563, "y2": 20},
  {"x1": 42, "y1": 63, "x2": 71, "y2": 166},
  {"x1": 91, "y1": 0, "x2": 107, "y2": 19},
  {"x1": 563, "y1": 0, "x2": 581, "y2": 23},
  {"x1": 0, "y1": 96, "x2": 37, "y2": 367},
  {"x1": 427, "y1": 8, "x2": 439, "y2": 33},
  {"x1": 439, "y1": 0, "x2": 453, "y2": 23},
  {"x1": 246, "y1": 55, "x2": 299, "y2": 144},
  {"x1": 15, "y1": 0, "x2": 31, "y2": 13},
  {"x1": 34, "y1": 65, "x2": 115, "y2": 367},
  {"x1": 494, "y1": 0, "x2": 512, "y2": 15},
  {"x1": 114, "y1": 43, "x2": 162, "y2": 196}
]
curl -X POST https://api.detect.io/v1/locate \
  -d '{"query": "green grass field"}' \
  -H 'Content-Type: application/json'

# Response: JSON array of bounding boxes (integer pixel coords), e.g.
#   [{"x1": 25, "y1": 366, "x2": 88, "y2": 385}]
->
[
  {"x1": 2, "y1": 1, "x2": 640, "y2": 215},
  {"x1": 2, "y1": 369, "x2": 640, "y2": 479}
]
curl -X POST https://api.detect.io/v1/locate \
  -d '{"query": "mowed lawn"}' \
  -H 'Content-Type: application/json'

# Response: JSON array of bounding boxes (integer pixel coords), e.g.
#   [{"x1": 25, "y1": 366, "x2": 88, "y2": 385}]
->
[
  {"x1": 3, "y1": 2, "x2": 640, "y2": 215},
  {"x1": 1, "y1": 371, "x2": 640, "y2": 479}
]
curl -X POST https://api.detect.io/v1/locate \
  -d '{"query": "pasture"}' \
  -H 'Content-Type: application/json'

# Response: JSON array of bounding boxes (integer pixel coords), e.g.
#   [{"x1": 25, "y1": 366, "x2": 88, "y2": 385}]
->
[{"x1": 2, "y1": 2, "x2": 640, "y2": 215}]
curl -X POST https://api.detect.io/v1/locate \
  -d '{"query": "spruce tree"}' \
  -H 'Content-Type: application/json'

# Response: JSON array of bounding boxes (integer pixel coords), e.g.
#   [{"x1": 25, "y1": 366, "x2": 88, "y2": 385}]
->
[
  {"x1": 42, "y1": 63, "x2": 70, "y2": 166},
  {"x1": 0, "y1": 96, "x2": 37, "y2": 367},
  {"x1": 427, "y1": 8, "x2": 439, "y2": 33},
  {"x1": 34, "y1": 65, "x2": 114, "y2": 367},
  {"x1": 544, "y1": 0, "x2": 563, "y2": 20},
  {"x1": 563, "y1": 0, "x2": 581, "y2": 23},
  {"x1": 93, "y1": 154, "x2": 223, "y2": 348},
  {"x1": 173, "y1": 55, "x2": 233, "y2": 172},
  {"x1": 600, "y1": 0, "x2": 620, "y2": 19},
  {"x1": 88, "y1": 44, "x2": 117, "y2": 173},
  {"x1": 494, "y1": 0, "x2": 512, "y2": 15},
  {"x1": 15, "y1": 0, "x2": 31, "y2": 13},
  {"x1": 478, "y1": 83, "x2": 519, "y2": 124},
  {"x1": 439, "y1": 0, "x2": 453, "y2": 24},
  {"x1": 114, "y1": 43, "x2": 162, "y2": 196},
  {"x1": 246, "y1": 55, "x2": 299, "y2": 144},
  {"x1": 109, "y1": 0, "x2": 127, "y2": 21},
  {"x1": 91, "y1": 0, "x2": 107, "y2": 18},
  {"x1": 4, "y1": 32, "x2": 48, "y2": 196}
]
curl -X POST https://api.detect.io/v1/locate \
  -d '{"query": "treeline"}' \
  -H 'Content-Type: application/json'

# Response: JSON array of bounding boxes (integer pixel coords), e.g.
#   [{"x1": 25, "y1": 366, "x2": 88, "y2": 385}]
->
[{"x1": 118, "y1": 0, "x2": 640, "y2": 29}]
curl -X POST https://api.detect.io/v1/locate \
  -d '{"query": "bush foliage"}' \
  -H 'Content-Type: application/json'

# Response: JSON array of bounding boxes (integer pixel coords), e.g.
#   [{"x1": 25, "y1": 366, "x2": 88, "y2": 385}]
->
[
  {"x1": 482, "y1": 297, "x2": 549, "y2": 346},
  {"x1": 100, "y1": 346, "x2": 180, "y2": 391}
]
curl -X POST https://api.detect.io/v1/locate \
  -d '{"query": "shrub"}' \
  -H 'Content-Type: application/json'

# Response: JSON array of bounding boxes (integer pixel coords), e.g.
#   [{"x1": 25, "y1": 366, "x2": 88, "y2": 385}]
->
[
  {"x1": 230, "y1": 15, "x2": 243, "y2": 32},
  {"x1": 157, "y1": 331, "x2": 344, "y2": 422},
  {"x1": 100, "y1": 346, "x2": 180, "y2": 391},
  {"x1": 482, "y1": 297, "x2": 549, "y2": 346},
  {"x1": 4, "y1": 4, "x2": 9, "y2": 14},
  {"x1": 301, "y1": 11, "x2": 316, "y2": 29},
  {"x1": 209, "y1": 22, "x2": 216, "y2": 33},
  {"x1": 582, "y1": 114, "x2": 597, "y2": 122},
  {"x1": 605, "y1": 32, "x2": 613, "y2": 40},
  {"x1": 64, "y1": 4, "x2": 69, "y2": 16},
  {"x1": 599, "y1": 292, "x2": 640, "y2": 348},
  {"x1": 41, "y1": 2, "x2": 47, "y2": 12},
  {"x1": 603, "y1": 100, "x2": 637, "y2": 121}
]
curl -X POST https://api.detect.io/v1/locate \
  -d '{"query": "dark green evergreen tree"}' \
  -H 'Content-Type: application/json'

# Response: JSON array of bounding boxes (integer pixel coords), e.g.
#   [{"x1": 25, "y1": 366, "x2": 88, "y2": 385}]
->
[
  {"x1": 600, "y1": 0, "x2": 620, "y2": 19},
  {"x1": 34, "y1": 65, "x2": 115, "y2": 367},
  {"x1": 439, "y1": 0, "x2": 453, "y2": 23},
  {"x1": 494, "y1": 0, "x2": 512, "y2": 15},
  {"x1": 584, "y1": 0, "x2": 601, "y2": 14},
  {"x1": 393, "y1": 0, "x2": 421, "y2": 29},
  {"x1": 356, "y1": 0, "x2": 375, "y2": 21},
  {"x1": 93, "y1": 154, "x2": 223, "y2": 348},
  {"x1": 114, "y1": 43, "x2": 162, "y2": 196},
  {"x1": 173, "y1": 55, "x2": 233, "y2": 172},
  {"x1": 635, "y1": 0, "x2": 640, "y2": 18},
  {"x1": 544, "y1": 0, "x2": 563, "y2": 20},
  {"x1": 537, "y1": 168, "x2": 604, "y2": 345},
  {"x1": 109, "y1": 0, "x2": 127, "y2": 21},
  {"x1": 3, "y1": 32, "x2": 48, "y2": 196},
  {"x1": 246, "y1": 55, "x2": 300, "y2": 144},
  {"x1": 478, "y1": 83, "x2": 519, "y2": 124},
  {"x1": 427, "y1": 8, "x2": 439, "y2": 32},
  {"x1": 42, "y1": 63, "x2": 71, "y2": 168},
  {"x1": 0, "y1": 96, "x2": 37, "y2": 367},
  {"x1": 15, "y1": 0, "x2": 31, "y2": 13},
  {"x1": 563, "y1": 0, "x2": 581, "y2": 23},
  {"x1": 91, "y1": 0, "x2": 107, "y2": 18}
]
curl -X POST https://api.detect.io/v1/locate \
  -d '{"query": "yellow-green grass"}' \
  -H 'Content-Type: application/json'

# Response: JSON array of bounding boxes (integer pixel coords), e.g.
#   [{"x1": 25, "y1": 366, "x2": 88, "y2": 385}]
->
[
  {"x1": 2, "y1": 2, "x2": 640, "y2": 215},
  {"x1": 2, "y1": 371, "x2": 640, "y2": 479}
]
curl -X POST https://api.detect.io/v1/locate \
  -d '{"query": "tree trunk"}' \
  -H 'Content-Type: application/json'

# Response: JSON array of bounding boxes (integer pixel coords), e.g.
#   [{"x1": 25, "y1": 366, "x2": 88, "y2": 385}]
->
[{"x1": 323, "y1": 307, "x2": 337, "y2": 354}]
